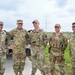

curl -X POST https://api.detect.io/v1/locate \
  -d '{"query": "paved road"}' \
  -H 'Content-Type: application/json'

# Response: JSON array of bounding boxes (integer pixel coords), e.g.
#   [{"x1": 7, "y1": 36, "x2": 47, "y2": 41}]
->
[{"x1": 4, "y1": 54, "x2": 42, "y2": 75}]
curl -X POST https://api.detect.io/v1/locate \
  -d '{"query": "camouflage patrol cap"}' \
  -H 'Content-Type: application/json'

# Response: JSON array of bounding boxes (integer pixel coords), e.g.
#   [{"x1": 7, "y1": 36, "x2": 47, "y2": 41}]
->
[
  {"x1": 17, "y1": 19, "x2": 23, "y2": 24},
  {"x1": 54, "y1": 24, "x2": 61, "y2": 28},
  {"x1": 0, "y1": 21, "x2": 3, "y2": 25},
  {"x1": 32, "y1": 20, "x2": 39, "y2": 23},
  {"x1": 72, "y1": 22, "x2": 75, "y2": 27}
]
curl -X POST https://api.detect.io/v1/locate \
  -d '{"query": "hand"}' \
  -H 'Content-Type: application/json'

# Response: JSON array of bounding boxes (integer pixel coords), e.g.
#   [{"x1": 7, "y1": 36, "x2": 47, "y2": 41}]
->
[
  {"x1": 10, "y1": 44, "x2": 14, "y2": 50},
  {"x1": 6, "y1": 50, "x2": 9, "y2": 54},
  {"x1": 25, "y1": 44, "x2": 27, "y2": 48}
]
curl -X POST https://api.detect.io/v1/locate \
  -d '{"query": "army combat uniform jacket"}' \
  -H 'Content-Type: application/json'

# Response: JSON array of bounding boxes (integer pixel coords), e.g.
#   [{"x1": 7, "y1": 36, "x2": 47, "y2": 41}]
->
[
  {"x1": 0, "y1": 30, "x2": 8, "y2": 54},
  {"x1": 69, "y1": 32, "x2": 75, "y2": 58},
  {"x1": 49, "y1": 33, "x2": 68, "y2": 56},
  {"x1": 0, "y1": 30, "x2": 8, "y2": 73},
  {"x1": 9, "y1": 28, "x2": 29, "y2": 54},
  {"x1": 29, "y1": 29, "x2": 47, "y2": 48}
]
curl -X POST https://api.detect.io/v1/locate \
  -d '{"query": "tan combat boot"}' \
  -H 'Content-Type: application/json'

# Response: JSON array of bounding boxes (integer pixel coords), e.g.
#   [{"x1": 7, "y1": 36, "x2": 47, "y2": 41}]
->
[{"x1": 19, "y1": 72, "x2": 23, "y2": 75}]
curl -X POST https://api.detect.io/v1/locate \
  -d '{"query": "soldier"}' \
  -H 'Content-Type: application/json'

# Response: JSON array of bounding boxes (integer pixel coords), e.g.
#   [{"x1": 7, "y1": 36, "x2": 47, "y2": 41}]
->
[
  {"x1": 49, "y1": 24, "x2": 68, "y2": 75},
  {"x1": 29, "y1": 20, "x2": 47, "y2": 75},
  {"x1": 0, "y1": 21, "x2": 8, "y2": 75},
  {"x1": 9, "y1": 20, "x2": 29, "y2": 75},
  {"x1": 69, "y1": 22, "x2": 75, "y2": 75}
]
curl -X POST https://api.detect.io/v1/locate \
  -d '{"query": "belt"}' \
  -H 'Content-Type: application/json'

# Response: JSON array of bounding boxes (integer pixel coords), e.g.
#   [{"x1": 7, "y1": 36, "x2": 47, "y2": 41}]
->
[{"x1": 36, "y1": 45, "x2": 40, "y2": 47}]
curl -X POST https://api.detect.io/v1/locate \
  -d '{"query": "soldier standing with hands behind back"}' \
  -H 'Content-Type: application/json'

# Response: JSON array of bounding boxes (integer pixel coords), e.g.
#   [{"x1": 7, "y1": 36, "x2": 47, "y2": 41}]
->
[
  {"x1": 49, "y1": 24, "x2": 68, "y2": 75},
  {"x1": 29, "y1": 20, "x2": 47, "y2": 75},
  {"x1": 69, "y1": 22, "x2": 75, "y2": 75},
  {"x1": 0, "y1": 21, "x2": 8, "y2": 75},
  {"x1": 9, "y1": 20, "x2": 29, "y2": 75}
]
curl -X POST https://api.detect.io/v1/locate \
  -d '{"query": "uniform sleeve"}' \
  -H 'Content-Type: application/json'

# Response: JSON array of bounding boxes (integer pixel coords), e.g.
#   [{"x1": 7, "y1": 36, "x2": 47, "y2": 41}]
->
[
  {"x1": 62, "y1": 36, "x2": 68, "y2": 51},
  {"x1": 7, "y1": 29, "x2": 14, "y2": 45},
  {"x1": 43, "y1": 31, "x2": 48, "y2": 47},
  {"x1": 69, "y1": 43, "x2": 72, "y2": 57},
  {"x1": 5, "y1": 33, "x2": 10, "y2": 49},
  {"x1": 64, "y1": 36, "x2": 68, "y2": 49},
  {"x1": 9, "y1": 30, "x2": 14, "y2": 37},
  {"x1": 49, "y1": 35, "x2": 53, "y2": 47},
  {"x1": 25, "y1": 31, "x2": 29, "y2": 45},
  {"x1": 69, "y1": 35, "x2": 72, "y2": 57},
  {"x1": 28, "y1": 31, "x2": 32, "y2": 45}
]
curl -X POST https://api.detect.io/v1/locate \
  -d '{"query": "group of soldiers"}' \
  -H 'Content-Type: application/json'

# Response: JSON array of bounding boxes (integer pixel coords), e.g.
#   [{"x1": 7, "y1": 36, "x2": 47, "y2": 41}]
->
[{"x1": 0, "y1": 19, "x2": 75, "y2": 75}]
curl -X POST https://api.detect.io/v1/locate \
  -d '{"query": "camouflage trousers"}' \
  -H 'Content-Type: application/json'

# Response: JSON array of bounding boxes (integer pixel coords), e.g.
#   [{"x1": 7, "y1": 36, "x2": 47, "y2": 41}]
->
[
  {"x1": 71, "y1": 58, "x2": 75, "y2": 75},
  {"x1": 13, "y1": 52, "x2": 26, "y2": 73},
  {"x1": 0, "y1": 52, "x2": 6, "y2": 73},
  {"x1": 31, "y1": 46, "x2": 46, "y2": 75},
  {"x1": 49, "y1": 53, "x2": 65, "y2": 75}
]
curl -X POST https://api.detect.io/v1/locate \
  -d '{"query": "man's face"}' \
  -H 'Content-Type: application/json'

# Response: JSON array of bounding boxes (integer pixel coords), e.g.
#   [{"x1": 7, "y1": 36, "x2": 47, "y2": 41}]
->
[
  {"x1": 55, "y1": 26, "x2": 60, "y2": 33},
  {"x1": 72, "y1": 26, "x2": 75, "y2": 32},
  {"x1": 0, "y1": 25, "x2": 3, "y2": 31},
  {"x1": 17, "y1": 23, "x2": 23, "y2": 29},
  {"x1": 33, "y1": 22, "x2": 39, "y2": 29}
]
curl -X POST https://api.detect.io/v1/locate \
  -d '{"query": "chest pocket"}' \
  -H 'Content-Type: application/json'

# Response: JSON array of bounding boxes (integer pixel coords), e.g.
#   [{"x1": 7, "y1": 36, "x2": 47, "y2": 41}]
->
[
  {"x1": 51, "y1": 36, "x2": 63, "y2": 48},
  {"x1": 51, "y1": 37, "x2": 59, "y2": 48},
  {"x1": 1, "y1": 33, "x2": 6, "y2": 42},
  {"x1": 13, "y1": 31, "x2": 26, "y2": 45},
  {"x1": 31, "y1": 31, "x2": 44, "y2": 45}
]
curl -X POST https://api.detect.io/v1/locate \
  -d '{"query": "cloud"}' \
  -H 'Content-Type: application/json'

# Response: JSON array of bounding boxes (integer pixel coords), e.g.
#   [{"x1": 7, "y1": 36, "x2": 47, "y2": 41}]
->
[
  {"x1": 0, "y1": 0, "x2": 75, "y2": 32},
  {"x1": 0, "y1": 0, "x2": 27, "y2": 11},
  {"x1": 55, "y1": 0, "x2": 68, "y2": 8},
  {"x1": 65, "y1": 1, "x2": 75, "y2": 15}
]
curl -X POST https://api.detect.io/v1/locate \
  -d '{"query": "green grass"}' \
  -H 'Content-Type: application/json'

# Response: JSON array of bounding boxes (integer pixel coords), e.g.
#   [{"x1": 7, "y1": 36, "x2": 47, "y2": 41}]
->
[
  {"x1": 64, "y1": 47, "x2": 71, "y2": 63},
  {"x1": 44, "y1": 45, "x2": 50, "y2": 57}
]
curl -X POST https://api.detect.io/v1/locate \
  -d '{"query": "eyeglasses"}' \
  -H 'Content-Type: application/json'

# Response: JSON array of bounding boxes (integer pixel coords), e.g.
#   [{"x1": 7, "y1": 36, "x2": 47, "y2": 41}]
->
[
  {"x1": 0, "y1": 25, "x2": 3, "y2": 26},
  {"x1": 72, "y1": 26, "x2": 75, "y2": 27},
  {"x1": 18, "y1": 23, "x2": 23, "y2": 25},
  {"x1": 55, "y1": 27, "x2": 60, "y2": 28}
]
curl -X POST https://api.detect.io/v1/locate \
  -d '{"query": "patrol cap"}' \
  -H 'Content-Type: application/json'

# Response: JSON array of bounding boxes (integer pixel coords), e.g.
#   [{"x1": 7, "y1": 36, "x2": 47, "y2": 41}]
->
[
  {"x1": 54, "y1": 24, "x2": 61, "y2": 28},
  {"x1": 17, "y1": 19, "x2": 23, "y2": 24},
  {"x1": 72, "y1": 22, "x2": 75, "y2": 27},
  {"x1": 32, "y1": 20, "x2": 39, "y2": 23},
  {"x1": 0, "y1": 21, "x2": 3, "y2": 25}
]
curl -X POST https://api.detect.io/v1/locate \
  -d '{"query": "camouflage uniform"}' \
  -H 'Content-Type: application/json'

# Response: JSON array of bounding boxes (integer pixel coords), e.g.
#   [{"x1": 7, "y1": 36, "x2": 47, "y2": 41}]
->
[
  {"x1": 0, "y1": 21, "x2": 8, "y2": 75},
  {"x1": 69, "y1": 22, "x2": 75, "y2": 75},
  {"x1": 9, "y1": 20, "x2": 29, "y2": 75},
  {"x1": 29, "y1": 29, "x2": 47, "y2": 75},
  {"x1": 69, "y1": 32, "x2": 75, "y2": 75},
  {"x1": 49, "y1": 33, "x2": 68, "y2": 75}
]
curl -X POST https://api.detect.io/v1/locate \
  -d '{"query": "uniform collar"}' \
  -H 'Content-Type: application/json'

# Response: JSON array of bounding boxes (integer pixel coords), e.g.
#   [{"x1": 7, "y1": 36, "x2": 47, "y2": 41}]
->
[
  {"x1": 16, "y1": 28, "x2": 23, "y2": 31},
  {"x1": 53, "y1": 32, "x2": 63, "y2": 36},
  {"x1": 33, "y1": 29, "x2": 43, "y2": 33},
  {"x1": 0, "y1": 30, "x2": 4, "y2": 34}
]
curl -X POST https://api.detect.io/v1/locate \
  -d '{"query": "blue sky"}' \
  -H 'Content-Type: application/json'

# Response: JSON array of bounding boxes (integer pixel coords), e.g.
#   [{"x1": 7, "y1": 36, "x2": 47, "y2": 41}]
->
[{"x1": 0, "y1": 0, "x2": 75, "y2": 32}]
